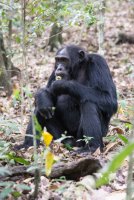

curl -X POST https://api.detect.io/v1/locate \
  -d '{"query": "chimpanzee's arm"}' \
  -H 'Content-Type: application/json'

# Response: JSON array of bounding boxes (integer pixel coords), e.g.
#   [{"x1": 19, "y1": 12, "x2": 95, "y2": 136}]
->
[
  {"x1": 35, "y1": 88, "x2": 56, "y2": 119},
  {"x1": 46, "y1": 71, "x2": 55, "y2": 87},
  {"x1": 14, "y1": 73, "x2": 56, "y2": 150},
  {"x1": 35, "y1": 71, "x2": 56, "y2": 119},
  {"x1": 51, "y1": 80, "x2": 117, "y2": 116}
]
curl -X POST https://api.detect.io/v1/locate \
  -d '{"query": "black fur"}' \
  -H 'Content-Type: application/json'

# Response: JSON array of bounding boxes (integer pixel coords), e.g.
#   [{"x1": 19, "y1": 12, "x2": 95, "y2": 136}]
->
[{"x1": 16, "y1": 45, "x2": 117, "y2": 152}]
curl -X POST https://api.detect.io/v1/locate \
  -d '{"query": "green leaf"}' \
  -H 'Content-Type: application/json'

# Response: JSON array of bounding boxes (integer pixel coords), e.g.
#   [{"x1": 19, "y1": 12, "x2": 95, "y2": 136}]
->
[
  {"x1": 13, "y1": 88, "x2": 21, "y2": 101},
  {"x1": 16, "y1": 184, "x2": 31, "y2": 190},
  {"x1": 14, "y1": 157, "x2": 30, "y2": 165},
  {"x1": 12, "y1": 191, "x2": 21, "y2": 198},
  {"x1": 0, "y1": 167, "x2": 12, "y2": 176},
  {"x1": 64, "y1": 143, "x2": 73, "y2": 151},
  {"x1": 23, "y1": 87, "x2": 33, "y2": 98},
  {"x1": 0, "y1": 187, "x2": 13, "y2": 199},
  {"x1": 125, "y1": 123, "x2": 133, "y2": 130},
  {"x1": 120, "y1": 100, "x2": 127, "y2": 108},
  {"x1": 0, "y1": 182, "x2": 14, "y2": 187},
  {"x1": 104, "y1": 135, "x2": 117, "y2": 143},
  {"x1": 96, "y1": 142, "x2": 134, "y2": 187},
  {"x1": 118, "y1": 134, "x2": 128, "y2": 144},
  {"x1": 27, "y1": 165, "x2": 39, "y2": 172},
  {"x1": 15, "y1": 36, "x2": 21, "y2": 44},
  {"x1": 0, "y1": 117, "x2": 20, "y2": 135},
  {"x1": 7, "y1": 153, "x2": 30, "y2": 165},
  {"x1": 33, "y1": 115, "x2": 42, "y2": 133}
]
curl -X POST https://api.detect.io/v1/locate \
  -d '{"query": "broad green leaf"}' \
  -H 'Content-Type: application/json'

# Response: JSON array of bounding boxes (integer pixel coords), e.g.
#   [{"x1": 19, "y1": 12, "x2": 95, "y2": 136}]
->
[
  {"x1": 27, "y1": 165, "x2": 39, "y2": 172},
  {"x1": 0, "y1": 117, "x2": 20, "y2": 134},
  {"x1": 0, "y1": 187, "x2": 13, "y2": 199},
  {"x1": 118, "y1": 134, "x2": 128, "y2": 144},
  {"x1": 0, "y1": 182, "x2": 14, "y2": 187},
  {"x1": 96, "y1": 142, "x2": 134, "y2": 187},
  {"x1": 7, "y1": 153, "x2": 30, "y2": 165},
  {"x1": 33, "y1": 115, "x2": 42, "y2": 133},
  {"x1": 13, "y1": 157, "x2": 30, "y2": 165},
  {"x1": 16, "y1": 184, "x2": 31, "y2": 190},
  {"x1": 0, "y1": 167, "x2": 12, "y2": 176}
]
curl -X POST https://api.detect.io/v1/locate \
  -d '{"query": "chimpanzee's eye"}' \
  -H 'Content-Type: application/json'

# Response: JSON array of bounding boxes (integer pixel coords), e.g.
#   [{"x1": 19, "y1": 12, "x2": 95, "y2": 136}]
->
[
  {"x1": 55, "y1": 57, "x2": 69, "y2": 63},
  {"x1": 55, "y1": 57, "x2": 60, "y2": 62},
  {"x1": 61, "y1": 58, "x2": 66, "y2": 62}
]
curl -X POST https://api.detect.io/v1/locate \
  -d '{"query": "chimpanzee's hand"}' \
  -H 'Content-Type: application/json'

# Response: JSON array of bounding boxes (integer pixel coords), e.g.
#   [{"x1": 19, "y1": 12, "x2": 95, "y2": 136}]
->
[
  {"x1": 38, "y1": 106, "x2": 55, "y2": 119},
  {"x1": 51, "y1": 80, "x2": 69, "y2": 96},
  {"x1": 35, "y1": 88, "x2": 55, "y2": 119}
]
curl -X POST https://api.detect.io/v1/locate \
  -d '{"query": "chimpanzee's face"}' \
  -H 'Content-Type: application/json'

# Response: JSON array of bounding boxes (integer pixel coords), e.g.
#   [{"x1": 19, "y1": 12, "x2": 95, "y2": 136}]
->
[
  {"x1": 55, "y1": 48, "x2": 71, "y2": 80},
  {"x1": 55, "y1": 46, "x2": 86, "y2": 80}
]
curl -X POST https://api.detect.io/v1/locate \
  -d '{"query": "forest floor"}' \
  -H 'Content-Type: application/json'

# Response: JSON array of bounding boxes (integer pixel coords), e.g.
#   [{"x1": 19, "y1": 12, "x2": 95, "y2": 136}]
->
[{"x1": 0, "y1": 0, "x2": 134, "y2": 199}]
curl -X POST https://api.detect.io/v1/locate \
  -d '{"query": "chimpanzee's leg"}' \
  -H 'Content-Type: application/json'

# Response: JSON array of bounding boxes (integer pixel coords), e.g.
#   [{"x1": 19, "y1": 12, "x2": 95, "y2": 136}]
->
[
  {"x1": 15, "y1": 109, "x2": 66, "y2": 150},
  {"x1": 77, "y1": 102, "x2": 104, "y2": 152}
]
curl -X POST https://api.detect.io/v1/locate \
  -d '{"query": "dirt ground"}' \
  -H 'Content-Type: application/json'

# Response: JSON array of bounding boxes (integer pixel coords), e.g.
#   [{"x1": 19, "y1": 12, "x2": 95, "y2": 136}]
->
[{"x1": 0, "y1": 0, "x2": 134, "y2": 199}]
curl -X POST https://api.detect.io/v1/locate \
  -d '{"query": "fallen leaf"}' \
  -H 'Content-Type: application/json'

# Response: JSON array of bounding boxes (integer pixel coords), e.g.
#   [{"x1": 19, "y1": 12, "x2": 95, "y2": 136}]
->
[
  {"x1": 112, "y1": 127, "x2": 124, "y2": 135},
  {"x1": 104, "y1": 142, "x2": 119, "y2": 155},
  {"x1": 92, "y1": 148, "x2": 101, "y2": 156}
]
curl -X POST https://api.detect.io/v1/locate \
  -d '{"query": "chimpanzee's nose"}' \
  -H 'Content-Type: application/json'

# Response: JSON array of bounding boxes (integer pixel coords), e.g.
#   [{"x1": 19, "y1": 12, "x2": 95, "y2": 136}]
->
[{"x1": 57, "y1": 64, "x2": 64, "y2": 71}]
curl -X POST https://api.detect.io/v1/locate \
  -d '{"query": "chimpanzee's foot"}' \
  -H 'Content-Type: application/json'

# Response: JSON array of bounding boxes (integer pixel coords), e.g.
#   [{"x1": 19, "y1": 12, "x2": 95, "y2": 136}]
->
[
  {"x1": 62, "y1": 137, "x2": 76, "y2": 147},
  {"x1": 14, "y1": 143, "x2": 32, "y2": 150},
  {"x1": 14, "y1": 137, "x2": 40, "y2": 150},
  {"x1": 70, "y1": 147, "x2": 91, "y2": 156},
  {"x1": 70, "y1": 144, "x2": 102, "y2": 156}
]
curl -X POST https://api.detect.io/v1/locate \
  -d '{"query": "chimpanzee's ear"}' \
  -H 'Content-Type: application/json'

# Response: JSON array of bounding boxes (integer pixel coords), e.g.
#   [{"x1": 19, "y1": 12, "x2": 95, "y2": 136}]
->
[{"x1": 78, "y1": 50, "x2": 85, "y2": 61}]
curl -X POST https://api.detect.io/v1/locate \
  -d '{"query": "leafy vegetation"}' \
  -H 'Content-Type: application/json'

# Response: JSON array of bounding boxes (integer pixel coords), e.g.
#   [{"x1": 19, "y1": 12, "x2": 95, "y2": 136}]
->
[{"x1": 0, "y1": 0, "x2": 133, "y2": 199}]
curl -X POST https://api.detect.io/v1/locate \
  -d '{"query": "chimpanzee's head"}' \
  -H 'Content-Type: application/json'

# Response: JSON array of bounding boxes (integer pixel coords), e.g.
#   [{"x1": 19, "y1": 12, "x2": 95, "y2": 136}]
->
[{"x1": 55, "y1": 45, "x2": 87, "y2": 80}]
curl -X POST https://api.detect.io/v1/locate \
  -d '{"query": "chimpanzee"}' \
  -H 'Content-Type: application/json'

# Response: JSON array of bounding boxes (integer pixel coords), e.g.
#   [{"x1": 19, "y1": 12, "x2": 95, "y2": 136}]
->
[{"x1": 16, "y1": 45, "x2": 118, "y2": 152}]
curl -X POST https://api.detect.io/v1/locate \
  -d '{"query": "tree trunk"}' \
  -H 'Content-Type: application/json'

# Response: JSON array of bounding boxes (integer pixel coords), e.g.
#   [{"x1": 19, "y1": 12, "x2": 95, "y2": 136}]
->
[
  {"x1": 0, "y1": 156, "x2": 101, "y2": 181},
  {"x1": 0, "y1": 48, "x2": 12, "y2": 96},
  {"x1": 0, "y1": 32, "x2": 20, "y2": 96},
  {"x1": 48, "y1": 23, "x2": 63, "y2": 52},
  {"x1": 97, "y1": 0, "x2": 106, "y2": 55}
]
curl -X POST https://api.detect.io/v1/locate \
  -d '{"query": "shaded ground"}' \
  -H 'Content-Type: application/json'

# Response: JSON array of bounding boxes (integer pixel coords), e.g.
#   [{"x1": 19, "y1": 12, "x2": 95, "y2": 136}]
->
[{"x1": 0, "y1": 0, "x2": 134, "y2": 199}]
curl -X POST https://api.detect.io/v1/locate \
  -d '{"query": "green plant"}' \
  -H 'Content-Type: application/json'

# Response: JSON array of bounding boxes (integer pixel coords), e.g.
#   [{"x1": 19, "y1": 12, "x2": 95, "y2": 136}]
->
[
  {"x1": 0, "y1": 182, "x2": 31, "y2": 199},
  {"x1": 77, "y1": 135, "x2": 93, "y2": 145},
  {"x1": 96, "y1": 141, "x2": 134, "y2": 187}
]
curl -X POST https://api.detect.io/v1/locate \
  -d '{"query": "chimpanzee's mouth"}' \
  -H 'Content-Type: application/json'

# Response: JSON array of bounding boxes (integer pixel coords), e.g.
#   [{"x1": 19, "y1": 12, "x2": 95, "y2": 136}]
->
[
  {"x1": 55, "y1": 72, "x2": 69, "y2": 80},
  {"x1": 55, "y1": 72, "x2": 65, "y2": 80},
  {"x1": 56, "y1": 75, "x2": 62, "y2": 80}
]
